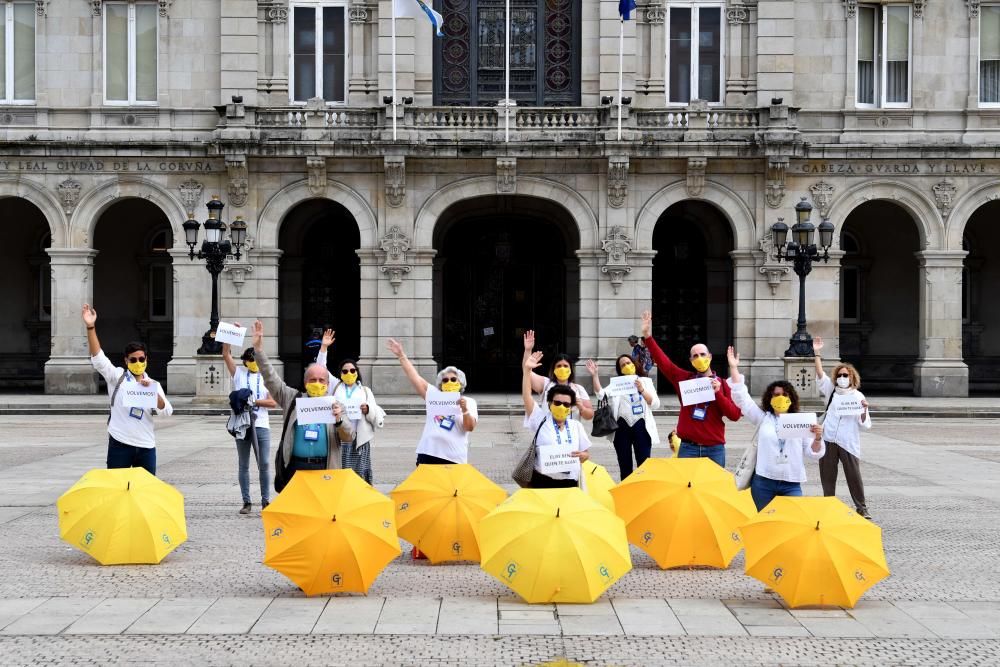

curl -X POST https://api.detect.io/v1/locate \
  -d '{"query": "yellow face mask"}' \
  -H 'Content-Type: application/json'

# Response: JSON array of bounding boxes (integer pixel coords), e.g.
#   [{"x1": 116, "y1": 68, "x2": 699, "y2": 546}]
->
[
  {"x1": 127, "y1": 361, "x2": 147, "y2": 377},
  {"x1": 620, "y1": 363, "x2": 636, "y2": 376},
  {"x1": 441, "y1": 380, "x2": 462, "y2": 393},
  {"x1": 305, "y1": 381, "x2": 327, "y2": 398},
  {"x1": 244, "y1": 361, "x2": 259, "y2": 374},
  {"x1": 340, "y1": 371, "x2": 358, "y2": 386},
  {"x1": 553, "y1": 367, "x2": 572, "y2": 382},
  {"x1": 550, "y1": 404, "x2": 572, "y2": 422},
  {"x1": 770, "y1": 395, "x2": 793, "y2": 414},
  {"x1": 691, "y1": 356, "x2": 712, "y2": 373}
]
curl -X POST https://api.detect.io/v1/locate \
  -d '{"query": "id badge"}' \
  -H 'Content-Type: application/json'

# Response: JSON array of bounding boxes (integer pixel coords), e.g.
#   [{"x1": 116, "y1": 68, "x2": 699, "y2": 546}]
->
[
  {"x1": 129, "y1": 407, "x2": 144, "y2": 420},
  {"x1": 438, "y1": 416, "x2": 456, "y2": 432},
  {"x1": 304, "y1": 428, "x2": 320, "y2": 441},
  {"x1": 774, "y1": 452, "x2": 789, "y2": 466},
  {"x1": 692, "y1": 406, "x2": 707, "y2": 421},
  {"x1": 631, "y1": 402, "x2": 644, "y2": 416}
]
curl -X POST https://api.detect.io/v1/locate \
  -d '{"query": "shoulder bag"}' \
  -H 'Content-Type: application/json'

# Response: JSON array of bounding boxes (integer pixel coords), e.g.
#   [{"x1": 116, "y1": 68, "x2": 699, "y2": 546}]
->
[
  {"x1": 733, "y1": 421, "x2": 761, "y2": 491},
  {"x1": 591, "y1": 395, "x2": 619, "y2": 437},
  {"x1": 512, "y1": 418, "x2": 548, "y2": 488}
]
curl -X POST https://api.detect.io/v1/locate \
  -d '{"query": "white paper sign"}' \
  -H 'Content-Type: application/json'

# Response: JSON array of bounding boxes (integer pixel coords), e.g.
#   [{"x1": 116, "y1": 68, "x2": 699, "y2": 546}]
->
[
  {"x1": 296, "y1": 396, "x2": 336, "y2": 424},
  {"x1": 777, "y1": 413, "x2": 818, "y2": 439},
  {"x1": 483, "y1": 326, "x2": 495, "y2": 336},
  {"x1": 606, "y1": 375, "x2": 640, "y2": 397},
  {"x1": 678, "y1": 377, "x2": 716, "y2": 406},
  {"x1": 425, "y1": 387, "x2": 462, "y2": 416},
  {"x1": 215, "y1": 321, "x2": 247, "y2": 347},
  {"x1": 342, "y1": 390, "x2": 365, "y2": 420},
  {"x1": 121, "y1": 382, "x2": 159, "y2": 409},
  {"x1": 835, "y1": 397, "x2": 865, "y2": 417},
  {"x1": 538, "y1": 443, "x2": 580, "y2": 475}
]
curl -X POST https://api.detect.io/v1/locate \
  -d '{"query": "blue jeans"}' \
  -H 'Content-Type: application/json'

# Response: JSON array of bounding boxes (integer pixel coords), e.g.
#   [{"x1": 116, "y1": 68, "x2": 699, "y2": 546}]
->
[
  {"x1": 107, "y1": 436, "x2": 156, "y2": 476},
  {"x1": 678, "y1": 441, "x2": 726, "y2": 468},
  {"x1": 613, "y1": 418, "x2": 652, "y2": 480},
  {"x1": 750, "y1": 474, "x2": 803, "y2": 512},
  {"x1": 236, "y1": 427, "x2": 271, "y2": 504}
]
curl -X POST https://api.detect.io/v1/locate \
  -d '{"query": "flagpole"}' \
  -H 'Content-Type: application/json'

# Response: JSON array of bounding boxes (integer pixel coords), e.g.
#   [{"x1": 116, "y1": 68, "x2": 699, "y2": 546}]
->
[
  {"x1": 505, "y1": 0, "x2": 510, "y2": 143},
  {"x1": 617, "y1": 18, "x2": 624, "y2": 141},
  {"x1": 391, "y1": 0, "x2": 399, "y2": 141}
]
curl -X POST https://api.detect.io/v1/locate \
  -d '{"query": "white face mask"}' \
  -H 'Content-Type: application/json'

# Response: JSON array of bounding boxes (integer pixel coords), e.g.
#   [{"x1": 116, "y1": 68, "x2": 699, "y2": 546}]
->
[{"x1": 836, "y1": 376, "x2": 851, "y2": 389}]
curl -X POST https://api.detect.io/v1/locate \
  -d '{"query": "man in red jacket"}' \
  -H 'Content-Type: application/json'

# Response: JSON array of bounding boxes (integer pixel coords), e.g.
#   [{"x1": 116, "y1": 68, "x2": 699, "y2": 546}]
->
[{"x1": 640, "y1": 310, "x2": 741, "y2": 467}]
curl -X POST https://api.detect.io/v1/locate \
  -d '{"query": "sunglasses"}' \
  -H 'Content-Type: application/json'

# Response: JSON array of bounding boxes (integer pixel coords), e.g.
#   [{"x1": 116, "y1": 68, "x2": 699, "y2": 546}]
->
[
  {"x1": 551, "y1": 399, "x2": 572, "y2": 408},
  {"x1": 341, "y1": 369, "x2": 357, "y2": 374},
  {"x1": 127, "y1": 356, "x2": 146, "y2": 363},
  {"x1": 442, "y1": 377, "x2": 459, "y2": 383},
  {"x1": 836, "y1": 373, "x2": 850, "y2": 378}
]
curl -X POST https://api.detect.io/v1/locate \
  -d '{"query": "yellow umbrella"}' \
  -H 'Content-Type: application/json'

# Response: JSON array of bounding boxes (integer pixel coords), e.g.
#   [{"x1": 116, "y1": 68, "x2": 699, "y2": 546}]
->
[
  {"x1": 57, "y1": 467, "x2": 186, "y2": 565},
  {"x1": 610, "y1": 457, "x2": 756, "y2": 569},
  {"x1": 479, "y1": 488, "x2": 632, "y2": 604},
  {"x1": 390, "y1": 463, "x2": 507, "y2": 563},
  {"x1": 263, "y1": 469, "x2": 400, "y2": 595},
  {"x1": 581, "y1": 461, "x2": 616, "y2": 512},
  {"x1": 741, "y1": 496, "x2": 890, "y2": 608}
]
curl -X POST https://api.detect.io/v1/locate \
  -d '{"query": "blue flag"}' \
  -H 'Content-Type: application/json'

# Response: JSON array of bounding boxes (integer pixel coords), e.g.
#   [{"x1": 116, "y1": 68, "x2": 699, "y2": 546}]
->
[
  {"x1": 395, "y1": 0, "x2": 445, "y2": 37},
  {"x1": 619, "y1": 0, "x2": 636, "y2": 20}
]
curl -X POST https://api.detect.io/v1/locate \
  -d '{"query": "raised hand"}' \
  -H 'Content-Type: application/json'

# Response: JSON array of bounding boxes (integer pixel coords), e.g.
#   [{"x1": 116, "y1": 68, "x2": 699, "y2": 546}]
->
[
  {"x1": 386, "y1": 338, "x2": 405, "y2": 358},
  {"x1": 640, "y1": 310, "x2": 652, "y2": 338},
  {"x1": 524, "y1": 350, "x2": 544, "y2": 370},
  {"x1": 585, "y1": 359, "x2": 599, "y2": 377},
  {"x1": 711, "y1": 377, "x2": 722, "y2": 393},
  {"x1": 82, "y1": 303, "x2": 97, "y2": 326},
  {"x1": 321, "y1": 328, "x2": 336, "y2": 349},
  {"x1": 523, "y1": 329, "x2": 535, "y2": 352},
  {"x1": 252, "y1": 320, "x2": 264, "y2": 348},
  {"x1": 726, "y1": 345, "x2": 740, "y2": 368},
  {"x1": 813, "y1": 336, "x2": 824, "y2": 354}
]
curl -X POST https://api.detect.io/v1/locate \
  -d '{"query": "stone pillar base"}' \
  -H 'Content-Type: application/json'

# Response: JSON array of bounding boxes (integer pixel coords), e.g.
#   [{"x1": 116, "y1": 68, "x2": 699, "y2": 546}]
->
[
  {"x1": 167, "y1": 357, "x2": 197, "y2": 396},
  {"x1": 369, "y1": 357, "x2": 440, "y2": 394},
  {"x1": 783, "y1": 357, "x2": 819, "y2": 399},
  {"x1": 44, "y1": 357, "x2": 97, "y2": 394},
  {"x1": 192, "y1": 355, "x2": 232, "y2": 405},
  {"x1": 748, "y1": 358, "x2": 784, "y2": 395},
  {"x1": 913, "y1": 360, "x2": 969, "y2": 397}
]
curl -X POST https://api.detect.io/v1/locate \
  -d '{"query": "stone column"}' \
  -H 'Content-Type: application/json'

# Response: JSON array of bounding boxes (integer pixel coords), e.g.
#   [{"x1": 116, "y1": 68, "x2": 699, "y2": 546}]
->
[
  {"x1": 729, "y1": 250, "x2": 763, "y2": 391},
  {"x1": 254, "y1": 248, "x2": 284, "y2": 379},
  {"x1": 166, "y1": 248, "x2": 209, "y2": 395},
  {"x1": 913, "y1": 250, "x2": 969, "y2": 397},
  {"x1": 356, "y1": 248, "x2": 382, "y2": 380},
  {"x1": 44, "y1": 249, "x2": 99, "y2": 394}
]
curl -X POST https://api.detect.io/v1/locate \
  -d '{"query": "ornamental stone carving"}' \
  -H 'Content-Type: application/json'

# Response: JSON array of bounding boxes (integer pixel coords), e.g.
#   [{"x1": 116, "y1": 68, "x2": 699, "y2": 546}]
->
[
  {"x1": 178, "y1": 179, "x2": 203, "y2": 215},
  {"x1": 644, "y1": 4, "x2": 665, "y2": 24},
  {"x1": 726, "y1": 3, "x2": 748, "y2": 24},
  {"x1": 57, "y1": 179, "x2": 82, "y2": 217},
  {"x1": 260, "y1": 1, "x2": 289, "y2": 22},
  {"x1": 349, "y1": 4, "x2": 369, "y2": 23},
  {"x1": 35, "y1": 0, "x2": 47, "y2": 16},
  {"x1": 757, "y1": 231, "x2": 790, "y2": 295},
  {"x1": 158, "y1": 0, "x2": 171, "y2": 17},
  {"x1": 91, "y1": 0, "x2": 102, "y2": 16},
  {"x1": 766, "y1": 157, "x2": 788, "y2": 209},
  {"x1": 497, "y1": 157, "x2": 516, "y2": 194},
  {"x1": 913, "y1": 0, "x2": 925, "y2": 18},
  {"x1": 686, "y1": 157, "x2": 707, "y2": 197},
  {"x1": 307, "y1": 156, "x2": 327, "y2": 196},
  {"x1": 608, "y1": 156, "x2": 629, "y2": 208},
  {"x1": 226, "y1": 155, "x2": 249, "y2": 208},
  {"x1": 844, "y1": 0, "x2": 856, "y2": 18},
  {"x1": 379, "y1": 225, "x2": 412, "y2": 293},
  {"x1": 600, "y1": 226, "x2": 632, "y2": 294},
  {"x1": 384, "y1": 156, "x2": 405, "y2": 207},
  {"x1": 968, "y1": 0, "x2": 981, "y2": 17},
  {"x1": 932, "y1": 180, "x2": 957, "y2": 219},
  {"x1": 809, "y1": 181, "x2": 835, "y2": 218}
]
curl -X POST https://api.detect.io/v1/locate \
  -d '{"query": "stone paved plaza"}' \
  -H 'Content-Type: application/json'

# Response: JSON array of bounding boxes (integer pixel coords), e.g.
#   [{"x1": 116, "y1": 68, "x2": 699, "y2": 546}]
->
[{"x1": 1, "y1": 412, "x2": 999, "y2": 665}]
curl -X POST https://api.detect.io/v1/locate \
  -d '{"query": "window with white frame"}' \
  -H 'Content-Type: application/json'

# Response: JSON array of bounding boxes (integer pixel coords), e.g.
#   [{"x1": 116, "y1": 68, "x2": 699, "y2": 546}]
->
[
  {"x1": 980, "y1": 5, "x2": 1000, "y2": 104},
  {"x1": 290, "y1": 2, "x2": 348, "y2": 104},
  {"x1": 104, "y1": 1, "x2": 157, "y2": 104},
  {"x1": 856, "y1": 4, "x2": 910, "y2": 107},
  {"x1": 1, "y1": 1, "x2": 35, "y2": 103},
  {"x1": 666, "y1": 4, "x2": 723, "y2": 105}
]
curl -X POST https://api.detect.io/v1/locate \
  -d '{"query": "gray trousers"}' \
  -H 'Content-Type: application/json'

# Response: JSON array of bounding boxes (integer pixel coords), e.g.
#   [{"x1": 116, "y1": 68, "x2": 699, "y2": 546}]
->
[{"x1": 819, "y1": 440, "x2": 868, "y2": 514}]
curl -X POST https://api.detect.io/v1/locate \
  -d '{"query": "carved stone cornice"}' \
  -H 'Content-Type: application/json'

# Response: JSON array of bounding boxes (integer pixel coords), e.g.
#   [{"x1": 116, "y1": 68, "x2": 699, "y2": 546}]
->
[
  {"x1": 607, "y1": 156, "x2": 628, "y2": 208},
  {"x1": 384, "y1": 156, "x2": 405, "y2": 207},
  {"x1": 90, "y1": 1, "x2": 172, "y2": 18}
]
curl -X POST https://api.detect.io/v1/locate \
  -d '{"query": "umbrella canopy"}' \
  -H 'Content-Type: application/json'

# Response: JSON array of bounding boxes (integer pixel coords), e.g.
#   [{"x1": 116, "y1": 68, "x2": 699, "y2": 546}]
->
[
  {"x1": 263, "y1": 469, "x2": 400, "y2": 595},
  {"x1": 741, "y1": 496, "x2": 890, "y2": 608},
  {"x1": 581, "y1": 461, "x2": 616, "y2": 512},
  {"x1": 390, "y1": 463, "x2": 507, "y2": 563},
  {"x1": 479, "y1": 488, "x2": 632, "y2": 604},
  {"x1": 610, "y1": 457, "x2": 756, "y2": 569},
  {"x1": 57, "y1": 467, "x2": 186, "y2": 565}
]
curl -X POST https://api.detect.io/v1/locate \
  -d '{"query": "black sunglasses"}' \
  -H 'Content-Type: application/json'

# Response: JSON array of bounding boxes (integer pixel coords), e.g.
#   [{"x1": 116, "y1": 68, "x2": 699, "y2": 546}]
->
[
  {"x1": 127, "y1": 356, "x2": 146, "y2": 363},
  {"x1": 442, "y1": 377, "x2": 459, "y2": 383},
  {"x1": 836, "y1": 373, "x2": 850, "y2": 378},
  {"x1": 551, "y1": 399, "x2": 572, "y2": 408},
  {"x1": 341, "y1": 368, "x2": 357, "y2": 374}
]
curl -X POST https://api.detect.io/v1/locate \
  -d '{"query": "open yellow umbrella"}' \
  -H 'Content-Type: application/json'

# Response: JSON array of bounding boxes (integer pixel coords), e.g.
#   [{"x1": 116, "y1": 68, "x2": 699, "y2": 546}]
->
[
  {"x1": 610, "y1": 457, "x2": 756, "y2": 569},
  {"x1": 263, "y1": 469, "x2": 400, "y2": 595},
  {"x1": 57, "y1": 467, "x2": 186, "y2": 565},
  {"x1": 581, "y1": 461, "x2": 616, "y2": 512},
  {"x1": 741, "y1": 496, "x2": 890, "y2": 608},
  {"x1": 479, "y1": 488, "x2": 632, "y2": 604},
  {"x1": 390, "y1": 463, "x2": 506, "y2": 563}
]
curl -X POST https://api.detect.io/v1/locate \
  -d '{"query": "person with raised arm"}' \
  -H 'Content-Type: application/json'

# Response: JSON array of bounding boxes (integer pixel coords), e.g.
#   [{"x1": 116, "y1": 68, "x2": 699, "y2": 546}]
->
[
  {"x1": 586, "y1": 356, "x2": 660, "y2": 480},
  {"x1": 522, "y1": 330, "x2": 594, "y2": 420}
]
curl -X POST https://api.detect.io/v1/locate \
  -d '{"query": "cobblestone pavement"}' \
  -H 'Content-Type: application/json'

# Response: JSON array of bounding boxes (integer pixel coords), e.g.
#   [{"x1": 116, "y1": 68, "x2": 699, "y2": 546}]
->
[{"x1": 0, "y1": 414, "x2": 999, "y2": 665}]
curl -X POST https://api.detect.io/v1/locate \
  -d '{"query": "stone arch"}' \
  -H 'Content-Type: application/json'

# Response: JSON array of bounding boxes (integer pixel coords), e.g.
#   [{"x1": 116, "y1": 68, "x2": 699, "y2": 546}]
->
[
  {"x1": 413, "y1": 176, "x2": 598, "y2": 249},
  {"x1": 944, "y1": 181, "x2": 1000, "y2": 250},
  {"x1": 0, "y1": 177, "x2": 68, "y2": 246},
  {"x1": 634, "y1": 180, "x2": 756, "y2": 250},
  {"x1": 257, "y1": 179, "x2": 377, "y2": 249},
  {"x1": 71, "y1": 177, "x2": 187, "y2": 248},
  {"x1": 824, "y1": 180, "x2": 943, "y2": 250}
]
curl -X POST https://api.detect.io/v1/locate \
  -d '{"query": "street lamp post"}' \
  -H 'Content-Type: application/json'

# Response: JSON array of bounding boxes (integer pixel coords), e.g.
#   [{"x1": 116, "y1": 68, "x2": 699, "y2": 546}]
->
[
  {"x1": 770, "y1": 197, "x2": 835, "y2": 357},
  {"x1": 182, "y1": 196, "x2": 248, "y2": 355}
]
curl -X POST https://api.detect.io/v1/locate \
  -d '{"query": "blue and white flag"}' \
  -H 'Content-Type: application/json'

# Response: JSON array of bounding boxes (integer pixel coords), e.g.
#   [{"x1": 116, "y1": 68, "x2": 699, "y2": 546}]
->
[
  {"x1": 394, "y1": 0, "x2": 445, "y2": 37},
  {"x1": 619, "y1": 0, "x2": 636, "y2": 20}
]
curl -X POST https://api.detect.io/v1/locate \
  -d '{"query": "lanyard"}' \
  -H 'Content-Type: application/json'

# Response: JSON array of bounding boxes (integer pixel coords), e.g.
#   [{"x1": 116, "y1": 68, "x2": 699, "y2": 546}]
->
[
  {"x1": 771, "y1": 414, "x2": 786, "y2": 454},
  {"x1": 553, "y1": 420, "x2": 573, "y2": 446},
  {"x1": 344, "y1": 384, "x2": 359, "y2": 401},
  {"x1": 244, "y1": 370, "x2": 262, "y2": 399}
]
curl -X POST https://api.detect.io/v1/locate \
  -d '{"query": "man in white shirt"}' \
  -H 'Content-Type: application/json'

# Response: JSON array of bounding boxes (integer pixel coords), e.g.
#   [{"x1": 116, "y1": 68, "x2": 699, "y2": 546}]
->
[{"x1": 82, "y1": 303, "x2": 173, "y2": 475}]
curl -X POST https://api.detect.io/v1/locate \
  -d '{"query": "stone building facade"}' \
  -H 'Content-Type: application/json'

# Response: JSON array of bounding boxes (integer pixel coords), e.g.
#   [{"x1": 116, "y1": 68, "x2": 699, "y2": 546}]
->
[{"x1": 1, "y1": 0, "x2": 998, "y2": 396}]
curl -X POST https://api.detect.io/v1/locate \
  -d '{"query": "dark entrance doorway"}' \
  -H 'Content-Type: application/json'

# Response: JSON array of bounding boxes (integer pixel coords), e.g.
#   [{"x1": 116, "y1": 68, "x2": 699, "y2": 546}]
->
[
  {"x1": 433, "y1": 196, "x2": 579, "y2": 391},
  {"x1": 962, "y1": 201, "x2": 1000, "y2": 394},
  {"x1": 651, "y1": 200, "x2": 734, "y2": 383},
  {"x1": 278, "y1": 199, "x2": 360, "y2": 384}
]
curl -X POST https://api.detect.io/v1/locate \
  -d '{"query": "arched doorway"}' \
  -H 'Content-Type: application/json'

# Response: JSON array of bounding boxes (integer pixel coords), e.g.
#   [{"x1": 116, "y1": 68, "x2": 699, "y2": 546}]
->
[
  {"x1": 278, "y1": 199, "x2": 361, "y2": 383},
  {"x1": 839, "y1": 200, "x2": 920, "y2": 392},
  {"x1": 651, "y1": 200, "x2": 734, "y2": 381},
  {"x1": 962, "y1": 201, "x2": 1000, "y2": 394},
  {"x1": 93, "y1": 199, "x2": 173, "y2": 387},
  {"x1": 433, "y1": 196, "x2": 580, "y2": 391},
  {"x1": 0, "y1": 197, "x2": 51, "y2": 391}
]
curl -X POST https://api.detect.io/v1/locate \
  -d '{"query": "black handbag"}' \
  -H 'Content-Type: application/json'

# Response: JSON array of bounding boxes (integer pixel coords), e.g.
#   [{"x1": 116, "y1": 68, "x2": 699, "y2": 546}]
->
[
  {"x1": 512, "y1": 419, "x2": 548, "y2": 487},
  {"x1": 591, "y1": 395, "x2": 619, "y2": 437}
]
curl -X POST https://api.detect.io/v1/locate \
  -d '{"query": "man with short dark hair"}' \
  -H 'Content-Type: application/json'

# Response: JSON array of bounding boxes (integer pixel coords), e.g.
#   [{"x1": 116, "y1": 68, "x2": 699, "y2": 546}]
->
[{"x1": 82, "y1": 303, "x2": 172, "y2": 475}]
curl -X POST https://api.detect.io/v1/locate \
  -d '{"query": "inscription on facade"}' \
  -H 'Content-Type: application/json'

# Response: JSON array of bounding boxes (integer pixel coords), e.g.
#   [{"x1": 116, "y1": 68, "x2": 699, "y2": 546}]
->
[
  {"x1": 0, "y1": 160, "x2": 220, "y2": 173},
  {"x1": 797, "y1": 162, "x2": 994, "y2": 176}
]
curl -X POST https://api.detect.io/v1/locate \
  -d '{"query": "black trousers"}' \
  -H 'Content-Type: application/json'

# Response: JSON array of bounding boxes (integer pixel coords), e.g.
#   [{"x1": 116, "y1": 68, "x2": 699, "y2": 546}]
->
[
  {"x1": 819, "y1": 441, "x2": 868, "y2": 514},
  {"x1": 528, "y1": 470, "x2": 578, "y2": 489}
]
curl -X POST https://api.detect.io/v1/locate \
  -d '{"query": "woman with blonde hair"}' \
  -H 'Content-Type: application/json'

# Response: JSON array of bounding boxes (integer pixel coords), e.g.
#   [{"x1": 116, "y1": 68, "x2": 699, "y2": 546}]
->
[{"x1": 813, "y1": 337, "x2": 873, "y2": 520}]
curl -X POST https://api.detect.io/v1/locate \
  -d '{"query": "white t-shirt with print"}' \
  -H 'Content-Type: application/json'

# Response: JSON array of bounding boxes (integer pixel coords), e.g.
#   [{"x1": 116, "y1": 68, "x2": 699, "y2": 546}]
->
[
  {"x1": 232, "y1": 367, "x2": 271, "y2": 430},
  {"x1": 416, "y1": 396, "x2": 478, "y2": 463},
  {"x1": 524, "y1": 406, "x2": 591, "y2": 481},
  {"x1": 92, "y1": 350, "x2": 173, "y2": 449}
]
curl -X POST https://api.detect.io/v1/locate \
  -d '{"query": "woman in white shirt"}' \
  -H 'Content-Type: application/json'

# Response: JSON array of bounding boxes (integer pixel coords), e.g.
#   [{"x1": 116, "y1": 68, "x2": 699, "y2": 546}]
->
[
  {"x1": 727, "y1": 347, "x2": 825, "y2": 512},
  {"x1": 522, "y1": 330, "x2": 594, "y2": 420},
  {"x1": 586, "y1": 355, "x2": 661, "y2": 480},
  {"x1": 812, "y1": 338, "x2": 873, "y2": 519},
  {"x1": 522, "y1": 351, "x2": 591, "y2": 488}
]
